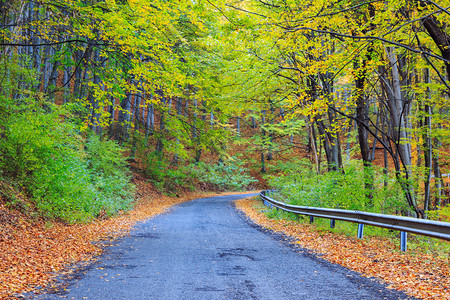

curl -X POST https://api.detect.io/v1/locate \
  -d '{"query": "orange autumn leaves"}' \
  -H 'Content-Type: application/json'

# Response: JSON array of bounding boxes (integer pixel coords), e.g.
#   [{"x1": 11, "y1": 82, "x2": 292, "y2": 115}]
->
[
  {"x1": 2, "y1": 190, "x2": 447, "y2": 299},
  {"x1": 235, "y1": 198, "x2": 449, "y2": 300},
  {"x1": 0, "y1": 175, "x2": 223, "y2": 298}
]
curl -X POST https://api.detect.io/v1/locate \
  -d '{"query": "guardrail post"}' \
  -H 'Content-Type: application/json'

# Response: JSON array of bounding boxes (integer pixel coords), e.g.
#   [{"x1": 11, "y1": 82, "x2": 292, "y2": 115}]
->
[
  {"x1": 357, "y1": 224, "x2": 364, "y2": 238},
  {"x1": 309, "y1": 216, "x2": 314, "y2": 224},
  {"x1": 330, "y1": 219, "x2": 335, "y2": 228},
  {"x1": 400, "y1": 231, "x2": 407, "y2": 252}
]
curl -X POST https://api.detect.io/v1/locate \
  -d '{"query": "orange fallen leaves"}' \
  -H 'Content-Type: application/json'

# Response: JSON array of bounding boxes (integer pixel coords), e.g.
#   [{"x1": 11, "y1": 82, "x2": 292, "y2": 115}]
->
[
  {"x1": 235, "y1": 198, "x2": 449, "y2": 300},
  {"x1": 0, "y1": 175, "x2": 246, "y2": 299}
]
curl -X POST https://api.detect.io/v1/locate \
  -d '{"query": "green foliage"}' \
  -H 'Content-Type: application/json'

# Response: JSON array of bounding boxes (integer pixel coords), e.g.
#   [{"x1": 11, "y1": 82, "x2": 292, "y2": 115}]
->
[
  {"x1": 268, "y1": 159, "x2": 409, "y2": 214},
  {"x1": 138, "y1": 146, "x2": 257, "y2": 192},
  {"x1": 0, "y1": 98, "x2": 134, "y2": 223},
  {"x1": 84, "y1": 134, "x2": 134, "y2": 216},
  {"x1": 427, "y1": 204, "x2": 450, "y2": 222},
  {"x1": 187, "y1": 157, "x2": 258, "y2": 191},
  {"x1": 138, "y1": 149, "x2": 190, "y2": 193}
]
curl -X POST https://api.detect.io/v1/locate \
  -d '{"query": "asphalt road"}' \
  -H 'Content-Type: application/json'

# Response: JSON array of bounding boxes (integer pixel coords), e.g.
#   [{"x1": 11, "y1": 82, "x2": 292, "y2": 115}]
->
[{"x1": 30, "y1": 193, "x2": 414, "y2": 299}]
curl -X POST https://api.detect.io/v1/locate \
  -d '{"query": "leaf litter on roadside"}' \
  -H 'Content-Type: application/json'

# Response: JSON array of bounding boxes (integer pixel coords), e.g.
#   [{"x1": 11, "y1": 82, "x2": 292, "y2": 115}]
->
[
  {"x1": 0, "y1": 174, "x2": 248, "y2": 299},
  {"x1": 235, "y1": 198, "x2": 449, "y2": 300}
]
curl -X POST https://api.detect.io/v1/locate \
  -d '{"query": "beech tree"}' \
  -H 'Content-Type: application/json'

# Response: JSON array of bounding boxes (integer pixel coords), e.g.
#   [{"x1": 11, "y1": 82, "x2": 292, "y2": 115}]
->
[
  {"x1": 212, "y1": 0, "x2": 450, "y2": 217},
  {"x1": 1, "y1": 0, "x2": 449, "y2": 217}
]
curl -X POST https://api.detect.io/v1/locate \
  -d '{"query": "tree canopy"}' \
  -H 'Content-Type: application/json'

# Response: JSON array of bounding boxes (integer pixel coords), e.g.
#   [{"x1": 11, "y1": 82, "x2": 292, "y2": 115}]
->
[{"x1": 1, "y1": 0, "x2": 449, "y2": 220}]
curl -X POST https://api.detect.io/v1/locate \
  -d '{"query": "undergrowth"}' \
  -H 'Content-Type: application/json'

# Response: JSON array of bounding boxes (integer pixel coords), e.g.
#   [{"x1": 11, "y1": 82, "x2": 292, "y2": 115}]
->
[
  {"x1": 0, "y1": 55, "x2": 134, "y2": 223},
  {"x1": 266, "y1": 158, "x2": 410, "y2": 215},
  {"x1": 0, "y1": 104, "x2": 134, "y2": 223},
  {"x1": 187, "y1": 157, "x2": 258, "y2": 191},
  {"x1": 138, "y1": 147, "x2": 258, "y2": 193}
]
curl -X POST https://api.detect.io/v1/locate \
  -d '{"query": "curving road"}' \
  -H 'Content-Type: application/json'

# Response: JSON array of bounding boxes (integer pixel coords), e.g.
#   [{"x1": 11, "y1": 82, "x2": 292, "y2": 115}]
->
[{"x1": 30, "y1": 193, "x2": 415, "y2": 299}]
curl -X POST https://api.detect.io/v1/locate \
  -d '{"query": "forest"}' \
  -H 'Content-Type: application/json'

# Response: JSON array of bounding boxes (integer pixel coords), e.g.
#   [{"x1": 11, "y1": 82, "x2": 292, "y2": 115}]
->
[{"x1": 1, "y1": 0, "x2": 449, "y2": 223}]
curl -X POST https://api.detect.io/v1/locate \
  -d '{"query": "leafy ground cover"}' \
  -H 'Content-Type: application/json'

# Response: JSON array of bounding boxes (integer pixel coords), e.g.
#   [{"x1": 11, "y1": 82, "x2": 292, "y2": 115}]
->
[
  {"x1": 235, "y1": 197, "x2": 449, "y2": 300},
  {"x1": 0, "y1": 173, "x2": 254, "y2": 299}
]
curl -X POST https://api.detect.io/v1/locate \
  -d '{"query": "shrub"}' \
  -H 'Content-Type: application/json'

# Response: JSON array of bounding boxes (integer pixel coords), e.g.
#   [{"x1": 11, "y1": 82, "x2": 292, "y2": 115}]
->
[
  {"x1": 138, "y1": 150, "x2": 189, "y2": 193},
  {"x1": 0, "y1": 100, "x2": 134, "y2": 223},
  {"x1": 187, "y1": 157, "x2": 258, "y2": 191},
  {"x1": 428, "y1": 204, "x2": 450, "y2": 222},
  {"x1": 268, "y1": 159, "x2": 408, "y2": 215}
]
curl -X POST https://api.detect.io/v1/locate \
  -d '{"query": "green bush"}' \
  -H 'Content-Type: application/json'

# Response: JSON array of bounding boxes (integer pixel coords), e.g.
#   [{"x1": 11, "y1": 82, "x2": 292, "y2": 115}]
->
[
  {"x1": 268, "y1": 159, "x2": 409, "y2": 215},
  {"x1": 138, "y1": 147, "x2": 257, "y2": 192},
  {"x1": 85, "y1": 134, "x2": 134, "y2": 216},
  {"x1": 0, "y1": 99, "x2": 134, "y2": 223},
  {"x1": 138, "y1": 150, "x2": 190, "y2": 193},
  {"x1": 187, "y1": 157, "x2": 258, "y2": 191}
]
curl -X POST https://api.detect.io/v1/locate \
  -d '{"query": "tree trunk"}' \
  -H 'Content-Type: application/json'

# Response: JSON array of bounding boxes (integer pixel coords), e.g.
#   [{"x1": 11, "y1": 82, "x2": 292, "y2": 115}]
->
[
  {"x1": 88, "y1": 49, "x2": 103, "y2": 134},
  {"x1": 155, "y1": 96, "x2": 166, "y2": 154},
  {"x1": 354, "y1": 53, "x2": 374, "y2": 203},
  {"x1": 307, "y1": 119, "x2": 319, "y2": 174},
  {"x1": 315, "y1": 119, "x2": 333, "y2": 171},
  {"x1": 433, "y1": 136, "x2": 443, "y2": 207},
  {"x1": 63, "y1": 64, "x2": 72, "y2": 104},
  {"x1": 421, "y1": 11, "x2": 450, "y2": 82},
  {"x1": 422, "y1": 69, "x2": 433, "y2": 215},
  {"x1": 108, "y1": 94, "x2": 116, "y2": 138},
  {"x1": 146, "y1": 98, "x2": 154, "y2": 136},
  {"x1": 172, "y1": 97, "x2": 182, "y2": 165},
  {"x1": 117, "y1": 88, "x2": 133, "y2": 143},
  {"x1": 380, "y1": 49, "x2": 418, "y2": 216}
]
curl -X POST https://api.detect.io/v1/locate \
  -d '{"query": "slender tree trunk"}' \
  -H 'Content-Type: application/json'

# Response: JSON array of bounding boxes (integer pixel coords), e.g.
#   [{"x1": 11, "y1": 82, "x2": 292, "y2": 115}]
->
[
  {"x1": 433, "y1": 136, "x2": 443, "y2": 207},
  {"x1": 117, "y1": 85, "x2": 133, "y2": 143},
  {"x1": 381, "y1": 107, "x2": 389, "y2": 188},
  {"x1": 173, "y1": 97, "x2": 182, "y2": 165},
  {"x1": 63, "y1": 64, "x2": 72, "y2": 103},
  {"x1": 261, "y1": 110, "x2": 266, "y2": 173},
  {"x1": 210, "y1": 110, "x2": 214, "y2": 129},
  {"x1": 327, "y1": 106, "x2": 343, "y2": 171},
  {"x1": 422, "y1": 69, "x2": 433, "y2": 215},
  {"x1": 370, "y1": 103, "x2": 380, "y2": 161},
  {"x1": 315, "y1": 119, "x2": 333, "y2": 171},
  {"x1": 146, "y1": 97, "x2": 154, "y2": 136},
  {"x1": 155, "y1": 96, "x2": 166, "y2": 154},
  {"x1": 193, "y1": 98, "x2": 202, "y2": 163},
  {"x1": 346, "y1": 119, "x2": 352, "y2": 160},
  {"x1": 88, "y1": 49, "x2": 103, "y2": 133},
  {"x1": 108, "y1": 94, "x2": 116, "y2": 138},
  {"x1": 306, "y1": 119, "x2": 319, "y2": 174}
]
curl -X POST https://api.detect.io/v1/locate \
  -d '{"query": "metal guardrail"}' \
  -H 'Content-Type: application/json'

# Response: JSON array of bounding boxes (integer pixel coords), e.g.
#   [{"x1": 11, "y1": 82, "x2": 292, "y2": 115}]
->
[{"x1": 260, "y1": 190, "x2": 450, "y2": 251}]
